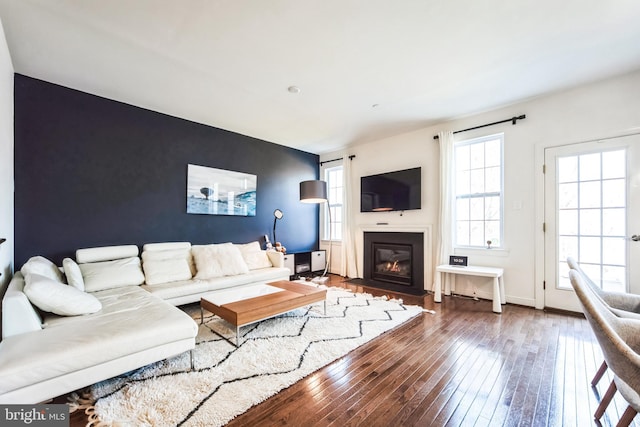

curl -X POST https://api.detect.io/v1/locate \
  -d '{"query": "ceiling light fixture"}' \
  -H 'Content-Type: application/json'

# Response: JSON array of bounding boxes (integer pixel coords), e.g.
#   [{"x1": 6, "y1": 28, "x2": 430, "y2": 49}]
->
[{"x1": 288, "y1": 86, "x2": 301, "y2": 94}]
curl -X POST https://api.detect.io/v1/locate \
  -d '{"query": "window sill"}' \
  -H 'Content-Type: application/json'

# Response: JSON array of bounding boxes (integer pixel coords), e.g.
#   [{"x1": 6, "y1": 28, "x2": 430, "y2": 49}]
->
[{"x1": 454, "y1": 247, "x2": 510, "y2": 257}]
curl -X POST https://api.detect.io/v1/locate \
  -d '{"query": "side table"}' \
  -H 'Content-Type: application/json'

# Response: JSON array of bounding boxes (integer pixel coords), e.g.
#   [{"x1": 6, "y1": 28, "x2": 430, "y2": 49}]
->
[{"x1": 434, "y1": 264, "x2": 505, "y2": 313}]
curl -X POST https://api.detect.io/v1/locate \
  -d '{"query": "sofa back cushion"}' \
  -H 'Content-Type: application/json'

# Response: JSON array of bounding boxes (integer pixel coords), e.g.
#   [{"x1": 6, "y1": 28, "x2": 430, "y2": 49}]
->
[
  {"x1": 141, "y1": 244, "x2": 194, "y2": 286},
  {"x1": 192, "y1": 243, "x2": 249, "y2": 279},
  {"x1": 76, "y1": 245, "x2": 139, "y2": 264},
  {"x1": 142, "y1": 242, "x2": 191, "y2": 252},
  {"x1": 142, "y1": 243, "x2": 195, "y2": 274},
  {"x1": 235, "y1": 242, "x2": 273, "y2": 270},
  {"x1": 74, "y1": 245, "x2": 145, "y2": 292},
  {"x1": 79, "y1": 257, "x2": 145, "y2": 292},
  {"x1": 143, "y1": 259, "x2": 193, "y2": 286}
]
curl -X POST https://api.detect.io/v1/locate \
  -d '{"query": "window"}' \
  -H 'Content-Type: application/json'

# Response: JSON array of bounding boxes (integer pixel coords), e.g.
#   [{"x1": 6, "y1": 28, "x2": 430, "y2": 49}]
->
[
  {"x1": 556, "y1": 149, "x2": 626, "y2": 291},
  {"x1": 454, "y1": 133, "x2": 504, "y2": 248},
  {"x1": 324, "y1": 165, "x2": 343, "y2": 240}
]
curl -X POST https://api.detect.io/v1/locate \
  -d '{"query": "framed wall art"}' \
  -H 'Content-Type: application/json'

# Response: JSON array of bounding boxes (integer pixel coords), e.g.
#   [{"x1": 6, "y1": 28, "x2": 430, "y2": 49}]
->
[{"x1": 186, "y1": 164, "x2": 257, "y2": 216}]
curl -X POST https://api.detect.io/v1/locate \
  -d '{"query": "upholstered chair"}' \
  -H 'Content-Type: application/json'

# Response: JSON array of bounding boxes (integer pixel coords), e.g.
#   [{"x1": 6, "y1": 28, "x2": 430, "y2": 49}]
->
[
  {"x1": 569, "y1": 270, "x2": 640, "y2": 426},
  {"x1": 567, "y1": 258, "x2": 640, "y2": 316},
  {"x1": 567, "y1": 257, "x2": 640, "y2": 386}
]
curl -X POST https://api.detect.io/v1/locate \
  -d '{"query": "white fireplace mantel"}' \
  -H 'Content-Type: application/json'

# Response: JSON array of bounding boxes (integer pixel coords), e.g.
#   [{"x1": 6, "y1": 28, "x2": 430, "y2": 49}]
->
[{"x1": 355, "y1": 224, "x2": 433, "y2": 292}]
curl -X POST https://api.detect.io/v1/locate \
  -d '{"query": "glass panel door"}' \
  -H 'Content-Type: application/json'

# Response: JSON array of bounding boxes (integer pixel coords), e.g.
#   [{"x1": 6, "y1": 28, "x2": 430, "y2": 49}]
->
[{"x1": 544, "y1": 135, "x2": 640, "y2": 311}]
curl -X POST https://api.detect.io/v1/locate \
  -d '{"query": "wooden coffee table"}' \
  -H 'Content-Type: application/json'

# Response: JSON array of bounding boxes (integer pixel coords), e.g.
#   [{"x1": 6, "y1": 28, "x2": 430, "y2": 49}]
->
[{"x1": 200, "y1": 280, "x2": 327, "y2": 346}]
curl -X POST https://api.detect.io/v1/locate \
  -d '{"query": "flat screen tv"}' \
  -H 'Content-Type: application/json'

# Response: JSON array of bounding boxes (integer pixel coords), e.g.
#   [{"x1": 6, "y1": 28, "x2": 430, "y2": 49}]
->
[{"x1": 361, "y1": 167, "x2": 421, "y2": 212}]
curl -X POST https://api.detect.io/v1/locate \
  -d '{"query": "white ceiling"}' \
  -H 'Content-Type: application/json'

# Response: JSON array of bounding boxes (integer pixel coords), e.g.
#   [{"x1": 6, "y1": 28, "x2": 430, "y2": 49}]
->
[{"x1": 1, "y1": 1, "x2": 640, "y2": 154}]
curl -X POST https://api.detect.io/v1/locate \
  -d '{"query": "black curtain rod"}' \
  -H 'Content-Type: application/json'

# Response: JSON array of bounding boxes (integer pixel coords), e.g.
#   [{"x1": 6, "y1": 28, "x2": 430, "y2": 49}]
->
[
  {"x1": 319, "y1": 154, "x2": 356, "y2": 166},
  {"x1": 433, "y1": 115, "x2": 526, "y2": 140}
]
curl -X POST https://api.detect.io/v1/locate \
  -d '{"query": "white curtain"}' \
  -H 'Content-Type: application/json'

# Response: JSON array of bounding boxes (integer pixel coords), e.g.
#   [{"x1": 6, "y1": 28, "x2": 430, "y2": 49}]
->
[
  {"x1": 435, "y1": 131, "x2": 455, "y2": 289},
  {"x1": 340, "y1": 157, "x2": 358, "y2": 278}
]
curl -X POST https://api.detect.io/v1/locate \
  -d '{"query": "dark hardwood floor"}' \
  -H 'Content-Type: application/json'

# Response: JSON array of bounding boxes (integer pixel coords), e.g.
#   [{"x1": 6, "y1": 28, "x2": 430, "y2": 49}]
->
[{"x1": 65, "y1": 275, "x2": 638, "y2": 426}]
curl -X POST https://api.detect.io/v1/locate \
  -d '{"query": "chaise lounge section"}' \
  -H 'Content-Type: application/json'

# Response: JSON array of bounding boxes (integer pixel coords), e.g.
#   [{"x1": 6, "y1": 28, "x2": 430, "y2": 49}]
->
[{"x1": 0, "y1": 241, "x2": 290, "y2": 404}]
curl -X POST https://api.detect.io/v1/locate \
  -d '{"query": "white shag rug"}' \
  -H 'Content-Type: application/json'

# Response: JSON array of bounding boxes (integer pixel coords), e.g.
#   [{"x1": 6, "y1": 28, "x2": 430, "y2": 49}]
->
[{"x1": 74, "y1": 286, "x2": 423, "y2": 426}]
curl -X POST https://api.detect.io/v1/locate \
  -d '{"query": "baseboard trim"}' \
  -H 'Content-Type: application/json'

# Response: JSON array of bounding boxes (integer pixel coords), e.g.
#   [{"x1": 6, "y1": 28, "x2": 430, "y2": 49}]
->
[{"x1": 449, "y1": 290, "x2": 535, "y2": 308}]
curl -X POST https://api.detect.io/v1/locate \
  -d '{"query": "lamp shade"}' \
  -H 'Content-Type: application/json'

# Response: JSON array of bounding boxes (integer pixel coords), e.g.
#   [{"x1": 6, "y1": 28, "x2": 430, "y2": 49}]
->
[{"x1": 300, "y1": 180, "x2": 327, "y2": 203}]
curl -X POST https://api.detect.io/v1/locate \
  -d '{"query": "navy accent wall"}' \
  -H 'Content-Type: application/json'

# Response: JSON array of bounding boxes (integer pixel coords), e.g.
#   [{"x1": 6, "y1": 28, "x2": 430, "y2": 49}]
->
[{"x1": 14, "y1": 75, "x2": 320, "y2": 267}]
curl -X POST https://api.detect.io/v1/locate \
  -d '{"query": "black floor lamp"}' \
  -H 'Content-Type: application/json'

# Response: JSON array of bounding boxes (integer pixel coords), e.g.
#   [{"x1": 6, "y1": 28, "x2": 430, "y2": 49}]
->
[
  {"x1": 299, "y1": 180, "x2": 330, "y2": 280},
  {"x1": 273, "y1": 209, "x2": 283, "y2": 244}
]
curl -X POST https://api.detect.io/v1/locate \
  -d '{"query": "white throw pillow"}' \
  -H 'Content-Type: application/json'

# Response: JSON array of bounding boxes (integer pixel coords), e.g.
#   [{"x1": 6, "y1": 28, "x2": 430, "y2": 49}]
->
[
  {"x1": 79, "y1": 257, "x2": 145, "y2": 292},
  {"x1": 192, "y1": 243, "x2": 249, "y2": 279},
  {"x1": 192, "y1": 246, "x2": 224, "y2": 279},
  {"x1": 236, "y1": 242, "x2": 272, "y2": 270},
  {"x1": 21, "y1": 256, "x2": 64, "y2": 283},
  {"x1": 63, "y1": 258, "x2": 85, "y2": 291},
  {"x1": 24, "y1": 273, "x2": 102, "y2": 316},
  {"x1": 143, "y1": 259, "x2": 193, "y2": 286}
]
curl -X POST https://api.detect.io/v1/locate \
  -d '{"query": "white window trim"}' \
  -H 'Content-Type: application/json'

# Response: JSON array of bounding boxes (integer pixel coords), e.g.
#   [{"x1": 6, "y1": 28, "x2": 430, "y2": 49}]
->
[{"x1": 323, "y1": 164, "x2": 343, "y2": 241}]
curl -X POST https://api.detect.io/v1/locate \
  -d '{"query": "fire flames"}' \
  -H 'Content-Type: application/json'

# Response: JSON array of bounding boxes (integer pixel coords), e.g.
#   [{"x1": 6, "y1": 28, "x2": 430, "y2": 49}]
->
[{"x1": 385, "y1": 261, "x2": 401, "y2": 273}]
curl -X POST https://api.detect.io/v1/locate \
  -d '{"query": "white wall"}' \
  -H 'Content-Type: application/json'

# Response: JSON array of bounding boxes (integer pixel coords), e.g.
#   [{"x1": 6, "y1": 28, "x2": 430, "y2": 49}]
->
[
  {"x1": 322, "y1": 69, "x2": 640, "y2": 308},
  {"x1": 0, "y1": 17, "x2": 14, "y2": 289}
]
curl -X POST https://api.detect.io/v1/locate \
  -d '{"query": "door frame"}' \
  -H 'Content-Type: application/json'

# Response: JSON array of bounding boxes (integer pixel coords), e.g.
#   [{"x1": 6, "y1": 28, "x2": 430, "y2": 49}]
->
[{"x1": 533, "y1": 129, "x2": 640, "y2": 310}]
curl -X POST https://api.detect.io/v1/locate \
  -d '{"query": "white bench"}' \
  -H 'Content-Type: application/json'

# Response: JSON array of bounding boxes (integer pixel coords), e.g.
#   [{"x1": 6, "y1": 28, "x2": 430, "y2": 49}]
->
[{"x1": 434, "y1": 264, "x2": 505, "y2": 313}]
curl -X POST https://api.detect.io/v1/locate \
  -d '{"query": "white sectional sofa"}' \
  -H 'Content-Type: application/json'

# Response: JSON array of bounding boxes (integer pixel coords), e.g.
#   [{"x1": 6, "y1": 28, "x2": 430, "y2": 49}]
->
[
  {"x1": 0, "y1": 241, "x2": 290, "y2": 404},
  {"x1": 139, "y1": 241, "x2": 289, "y2": 306}
]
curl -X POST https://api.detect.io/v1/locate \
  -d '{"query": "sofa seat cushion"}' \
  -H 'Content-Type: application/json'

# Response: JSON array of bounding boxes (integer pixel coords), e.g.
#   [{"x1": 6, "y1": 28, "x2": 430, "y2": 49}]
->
[
  {"x1": 141, "y1": 267, "x2": 290, "y2": 301},
  {"x1": 0, "y1": 287, "x2": 197, "y2": 396},
  {"x1": 142, "y1": 277, "x2": 241, "y2": 301},
  {"x1": 42, "y1": 286, "x2": 161, "y2": 328},
  {"x1": 242, "y1": 267, "x2": 292, "y2": 283}
]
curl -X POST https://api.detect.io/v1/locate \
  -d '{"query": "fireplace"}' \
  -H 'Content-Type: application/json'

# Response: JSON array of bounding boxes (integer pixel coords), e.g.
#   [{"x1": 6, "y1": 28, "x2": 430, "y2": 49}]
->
[
  {"x1": 363, "y1": 232, "x2": 425, "y2": 295},
  {"x1": 373, "y1": 243, "x2": 412, "y2": 285}
]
